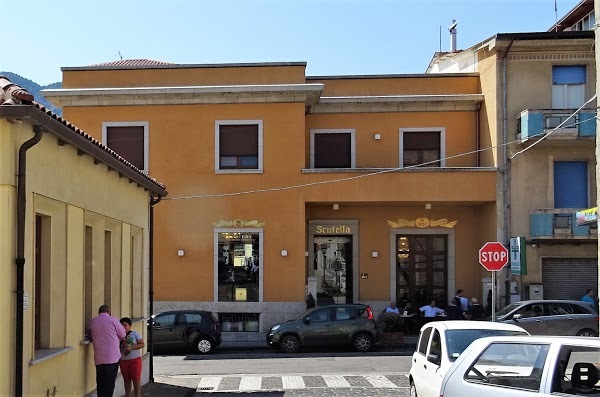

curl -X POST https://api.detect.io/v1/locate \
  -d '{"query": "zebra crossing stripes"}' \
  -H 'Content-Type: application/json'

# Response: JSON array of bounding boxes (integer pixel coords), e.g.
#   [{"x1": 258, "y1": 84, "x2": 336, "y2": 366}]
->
[{"x1": 195, "y1": 374, "x2": 408, "y2": 393}]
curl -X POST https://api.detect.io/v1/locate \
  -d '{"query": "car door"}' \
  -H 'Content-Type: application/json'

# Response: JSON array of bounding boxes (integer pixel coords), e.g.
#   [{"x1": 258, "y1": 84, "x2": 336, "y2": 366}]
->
[
  {"x1": 543, "y1": 302, "x2": 579, "y2": 335},
  {"x1": 302, "y1": 307, "x2": 334, "y2": 345},
  {"x1": 411, "y1": 326, "x2": 433, "y2": 396},
  {"x1": 152, "y1": 313, "x2": 177, "y2": 347},
  {"x1": 511, "y1": 303, "x2": 547, "y2": 335},
  {"x1": 421, "y1": 329, "x2": 444, "y2": 397},
  {"x1": 331, "y1": 306, "x2": 359, "y2": 342}
]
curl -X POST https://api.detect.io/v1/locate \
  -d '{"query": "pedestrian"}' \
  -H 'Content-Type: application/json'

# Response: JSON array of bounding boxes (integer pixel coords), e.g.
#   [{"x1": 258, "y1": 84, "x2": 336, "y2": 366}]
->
[
  {"x1": 385, "y1": 301, "x2": 400, "y2": 313},
  {"x1": 581, "y1": 289, "x2": 597, "y2": 311},
  {"x1": 456, "y1": 289, "x2": 469, "y2": 312},
  {"x1": 445, "y1": 297, "x2": 468, "y2": 320},
  {"x1": 119, "y1": 317, "x2": 145, "y2": 397},
  {"x1": 88, "y1": 305, "x2": 126, "y2": 397},
  {"x1": 467, "y1": 297, "x2": 485, "y2": 320}
]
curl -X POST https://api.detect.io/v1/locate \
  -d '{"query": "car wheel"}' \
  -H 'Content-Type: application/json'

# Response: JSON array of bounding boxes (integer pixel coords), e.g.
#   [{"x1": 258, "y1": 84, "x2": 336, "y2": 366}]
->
[
  {"x1": 409, "y1": 381, "x2": 418, "y2": 397},
  {"x1": 194, "y1": 337, "x2": 214, "y2": 354},
  {"x1": 280, "y1": 335, "x2": 300, "y2": 353},
  {"x1": 353, "y1": 333, "x2": 373, "y2": 352},
  {"x1": 576, "y1": 328, "x2": 598, "y2": 337}
]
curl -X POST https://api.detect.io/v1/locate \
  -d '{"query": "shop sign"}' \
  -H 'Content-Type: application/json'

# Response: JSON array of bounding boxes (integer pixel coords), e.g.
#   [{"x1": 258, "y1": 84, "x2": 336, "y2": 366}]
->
[
  {"x1": 509, "y1": 237, "x2": 527, "y2": 275},
  {"x1": 576, "y1": 207, "x2": 598, "y2": 226},
  {"x1": 314, "y1": 225, "x2": 354, "y2": 234}
]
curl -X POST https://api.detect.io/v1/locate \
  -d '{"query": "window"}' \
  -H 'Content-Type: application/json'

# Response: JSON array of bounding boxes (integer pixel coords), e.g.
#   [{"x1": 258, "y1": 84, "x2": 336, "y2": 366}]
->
[
  {"x1": 400, "y1": 129, "x2": 445, "y2": 168},
  {"x1": 551, "y1": 345, "x2": 600, "y2": 394},
  {"x1": 154, "y1": 313, "x2": 176, "y2": 327},
  {"x1": 465, "y1": 342, "x2": 549, "y2": 391},
  {"x1": 335, "y1": 307, "x2": 356, "y2": 321},
  {"x1": 445, "y1": 329, "x2": 527, "y2": 361},
  {"x1": 310, "y1": 129, "x2": 356, "y2": 168},
  {"x1": 219, "y1": 313, "x2": 260, "y2": 332},
  {"x1": 104, "y1": 231, "x2": 112, "y2": 307},
  {"x1": 554, "y1": 161, "x2": 588, "y2": 208},
  {"x1": 552, "y1": 65, "x2": 586, "y2": 109},
  {"x1": 84, "y1": 225, "x2": 93, "y2": 337},
  {"x1": 215, "y1": 120, "x2": 263, "y2": 172},
  {"x1": 308, "y1": 308, "x2": 332, "y2": 323},
  {"x1": 428, "y1": 330, "x2": 442, "y2": 364},
  {"x1": 102, "y1": 122, "x2": 149, "y2": 172},
  {"x1": 35, "y1": 215, "x2": 51, "y2": 350},
  {"x1": 418, "y1": 327, "x2": 433, "y2": 355},
  {"x1": 216, "y1": 229, "x2": 262, "y2": 302}
]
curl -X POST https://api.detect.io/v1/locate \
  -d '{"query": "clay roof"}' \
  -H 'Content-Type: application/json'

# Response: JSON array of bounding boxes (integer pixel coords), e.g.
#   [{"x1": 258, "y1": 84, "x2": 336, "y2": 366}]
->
[
  {"x1": 0, "y1": 75, "x2": 166, "y2": 196},
  {"x1": 90, "y1": 59, "x2": 175, "y2": 67}
]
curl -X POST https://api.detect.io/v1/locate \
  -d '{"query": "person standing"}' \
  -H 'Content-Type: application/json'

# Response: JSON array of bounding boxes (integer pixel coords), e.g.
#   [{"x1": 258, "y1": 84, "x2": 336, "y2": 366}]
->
[
  {"x1": 581, "y1": 289, "x2": 597, "y2": 311},
  {"x1": 467, "y1": 297, "x2": 485, "y2": 320},
  {"x1": 446, "y1": 297, "x2": 468, "y2": 320},
  {"x1": 119, "y1": 317, "x2": 145, "y2": 397},
  {"x1": 88, "y1": 305, "x2": 126, "y2": 397},
  {"x1": 456, "y1": 289, "x2": 469, "y2": 312}
]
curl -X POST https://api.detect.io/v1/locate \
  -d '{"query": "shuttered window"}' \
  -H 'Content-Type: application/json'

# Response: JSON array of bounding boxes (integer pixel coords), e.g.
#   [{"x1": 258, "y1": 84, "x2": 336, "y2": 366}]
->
[
  {"x1": 554, "y1": 161, "x2": 588, "y2": 208},
  {"x1": 552, "y1": 65, "x2": 586, "y2": 109},
  {"x1": 105, "y1": 126, "x2": 145, "y2": 170},
  {"x1": 219, "y1": 124, "x2": 259, "y2": 169},
  {"x1": 314, "y1": 133, "x2": 352, "y2": 168},
  {"x1": 402, "y1": 131, "x2": 441, "y2": 167}
]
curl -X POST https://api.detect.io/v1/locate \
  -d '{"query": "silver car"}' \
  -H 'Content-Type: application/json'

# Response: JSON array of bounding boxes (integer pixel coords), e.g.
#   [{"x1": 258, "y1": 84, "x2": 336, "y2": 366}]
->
[{"x1": 495, "y1": 299, "x2": 598, "y2": 337}]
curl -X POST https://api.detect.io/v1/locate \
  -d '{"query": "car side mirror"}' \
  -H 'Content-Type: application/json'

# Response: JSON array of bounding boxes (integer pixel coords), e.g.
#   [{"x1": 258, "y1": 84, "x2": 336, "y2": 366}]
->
[
  {"x1": 427, "y1": 353, "x2": 440, "y2": 365},
  {"x1": 303, "y1": 317, "x2": 310, "y2": 324},
  {"x1": 512, "y1": 314, "x2": 522, "y2": 321}
]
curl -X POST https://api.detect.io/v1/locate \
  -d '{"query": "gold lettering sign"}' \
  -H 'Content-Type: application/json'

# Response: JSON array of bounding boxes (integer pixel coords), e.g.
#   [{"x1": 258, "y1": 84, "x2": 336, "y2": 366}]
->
[
  {"x1": 315, "y1": 225, "x2": 352, "y2": 234},
  {"x1": 387, "y1": 218, "x2": 457, "y2": 229},
  {"x1": 213, "y1": 219, "x2": 266, "y2": 228}
]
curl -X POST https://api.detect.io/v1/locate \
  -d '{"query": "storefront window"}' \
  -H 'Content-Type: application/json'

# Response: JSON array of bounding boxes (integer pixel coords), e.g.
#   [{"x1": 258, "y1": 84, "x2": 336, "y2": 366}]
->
[{"x1": 217, "y1": 231, "x2": 260, "y2": 302}]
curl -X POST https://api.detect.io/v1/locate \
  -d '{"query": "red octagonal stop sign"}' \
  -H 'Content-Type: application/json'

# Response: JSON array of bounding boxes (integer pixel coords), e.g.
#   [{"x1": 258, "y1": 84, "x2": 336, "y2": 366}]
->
[{"x1": 479, "y1": 241, "x2": 509, "y2": 271}]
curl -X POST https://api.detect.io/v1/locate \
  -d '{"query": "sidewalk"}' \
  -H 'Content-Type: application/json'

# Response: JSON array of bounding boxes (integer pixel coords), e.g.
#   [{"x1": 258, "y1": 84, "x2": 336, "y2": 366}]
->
[{"x1": 139, "y1": 337, "x2": 417, "y2": 396}]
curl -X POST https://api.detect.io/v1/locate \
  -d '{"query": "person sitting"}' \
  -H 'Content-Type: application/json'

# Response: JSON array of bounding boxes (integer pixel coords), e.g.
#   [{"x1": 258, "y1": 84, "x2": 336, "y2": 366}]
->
[
  {"x1": 467, "y1": 297, "x2": 485, "y2": 320},
  {"x1": 385, "y1": 301, "x2": 400, "y2": 314},
  {"x1": 420, "y1": 300, "x2": 445, "y2": 318},
  {"x1": 445, "y1": 297, "x2": 468, "y2": 320}
]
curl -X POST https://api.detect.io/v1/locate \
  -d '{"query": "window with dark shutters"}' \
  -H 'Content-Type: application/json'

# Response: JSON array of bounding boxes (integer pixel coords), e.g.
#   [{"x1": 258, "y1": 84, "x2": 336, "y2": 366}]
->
[
  {"x1": 106, "y1": 126, "x2": 145, "y2": 170},
  {"x1": 403, "y1": 131, "x2": 441, "y2": 167},
  {"x1": 219, "y1": 124, "x2": 259, "y2": 169},
  {"x1": 314, "y1": 133, "x2": 352, "y2": 168}
]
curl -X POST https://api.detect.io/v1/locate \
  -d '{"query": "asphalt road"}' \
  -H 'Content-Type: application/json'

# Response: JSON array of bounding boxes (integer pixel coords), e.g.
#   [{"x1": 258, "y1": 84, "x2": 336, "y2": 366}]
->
[{"x1": 151, "y1": 347, "x2": 416, "y2": 396}]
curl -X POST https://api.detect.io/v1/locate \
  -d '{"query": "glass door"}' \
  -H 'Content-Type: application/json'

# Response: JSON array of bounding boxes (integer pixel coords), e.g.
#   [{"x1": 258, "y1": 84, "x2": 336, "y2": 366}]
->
[{"x1": 314, "y1": 237, "x2": 353, "y2": 303}]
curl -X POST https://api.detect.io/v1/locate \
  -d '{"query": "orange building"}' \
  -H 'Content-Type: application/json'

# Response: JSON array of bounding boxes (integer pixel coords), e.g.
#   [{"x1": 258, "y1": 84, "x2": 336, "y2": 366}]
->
[{"x1": 45, "y1": 61, "x2": 498, "y2": 341}]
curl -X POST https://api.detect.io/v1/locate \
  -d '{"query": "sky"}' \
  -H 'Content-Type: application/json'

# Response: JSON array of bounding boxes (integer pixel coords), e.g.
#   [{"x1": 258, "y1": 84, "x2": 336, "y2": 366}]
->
[{"x1": 3, "y1": 0, "x2": 583, "y2": 85}]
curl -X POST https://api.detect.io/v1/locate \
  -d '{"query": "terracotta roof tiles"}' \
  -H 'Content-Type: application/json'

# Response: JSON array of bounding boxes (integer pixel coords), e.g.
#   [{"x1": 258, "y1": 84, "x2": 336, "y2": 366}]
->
[{"x1": 91, "y1": 59, "x2": 174, "y2": 67}]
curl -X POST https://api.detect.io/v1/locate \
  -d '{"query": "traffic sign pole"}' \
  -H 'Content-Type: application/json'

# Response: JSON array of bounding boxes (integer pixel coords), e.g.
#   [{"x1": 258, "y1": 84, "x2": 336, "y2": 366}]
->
[
  {"x1": 492, "y1": 271, "x2": 496, "y2": 322},
  {"x1": 478, "y1": 242, "x2": 509, "y2": 322}
]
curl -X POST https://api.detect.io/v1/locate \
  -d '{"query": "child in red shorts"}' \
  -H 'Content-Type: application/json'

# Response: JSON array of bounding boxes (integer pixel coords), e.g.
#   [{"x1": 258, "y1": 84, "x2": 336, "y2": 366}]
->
[{"x1": 119, "y1": 317, "x2": 145, "y2": 397}]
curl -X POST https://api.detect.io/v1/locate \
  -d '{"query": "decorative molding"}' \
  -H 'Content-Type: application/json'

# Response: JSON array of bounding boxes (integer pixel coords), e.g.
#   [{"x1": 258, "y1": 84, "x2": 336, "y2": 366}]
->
[
  {"x1": 387, "y1": 217, "x2": 457, "y2": 229},
  {"x1": 508, "y1": 53, "x2": 594, "y2": 62},
  {"x1": 213, "y1": 219, "x2": 266, "y2": 228}
]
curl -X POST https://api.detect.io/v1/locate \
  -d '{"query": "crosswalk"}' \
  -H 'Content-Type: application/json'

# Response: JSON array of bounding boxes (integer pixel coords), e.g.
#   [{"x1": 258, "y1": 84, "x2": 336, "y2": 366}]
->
[{"x1": 194, "y1": 373, "x2": 409, "y2": 393}]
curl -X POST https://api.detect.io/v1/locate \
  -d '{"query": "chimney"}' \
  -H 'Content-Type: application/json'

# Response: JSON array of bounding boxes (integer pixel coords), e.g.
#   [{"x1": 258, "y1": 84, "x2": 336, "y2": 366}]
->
[{"x1": 449, "y1": 20, "x2": 457, "y2": 52}]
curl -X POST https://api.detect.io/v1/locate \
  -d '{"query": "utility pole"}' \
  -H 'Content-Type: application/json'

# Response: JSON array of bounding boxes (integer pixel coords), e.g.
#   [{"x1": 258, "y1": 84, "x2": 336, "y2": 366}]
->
[{"x1": 595, "y1": 0, "x2": 600, "y2": 331}]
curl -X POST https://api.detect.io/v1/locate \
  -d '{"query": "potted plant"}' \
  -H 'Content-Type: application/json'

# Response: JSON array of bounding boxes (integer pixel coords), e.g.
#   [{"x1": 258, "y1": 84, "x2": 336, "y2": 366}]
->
[{"x1": 376, "y1": 312, "x2": 404, "y2": 343}]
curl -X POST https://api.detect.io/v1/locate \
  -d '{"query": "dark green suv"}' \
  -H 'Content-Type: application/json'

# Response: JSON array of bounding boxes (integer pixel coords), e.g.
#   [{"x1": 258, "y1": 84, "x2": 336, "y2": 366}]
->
[{"x1": 266, "y1": 304, "x2": 379, "y2": 353}]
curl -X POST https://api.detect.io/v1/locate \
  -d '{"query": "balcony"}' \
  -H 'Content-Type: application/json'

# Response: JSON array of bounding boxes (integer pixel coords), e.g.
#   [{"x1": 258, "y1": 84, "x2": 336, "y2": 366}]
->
[
  {"x1": 518, "y1": 109, "x2": 596, "y2": 141},
  {"x1": 530, "y1": 209, "x2": 597, "y2": 241}
]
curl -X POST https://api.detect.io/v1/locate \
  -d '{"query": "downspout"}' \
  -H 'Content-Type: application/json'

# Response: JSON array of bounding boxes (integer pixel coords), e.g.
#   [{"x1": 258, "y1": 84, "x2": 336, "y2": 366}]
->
[
  {"x1": 148, "y1": 195, "x2": 162, "y2": 383},
  {"x1": 476, "y1": 102, "x2": 481, "y2": 167},
  {"x1": 15, "y1": 125, "x2": 43, "y2": 397}
]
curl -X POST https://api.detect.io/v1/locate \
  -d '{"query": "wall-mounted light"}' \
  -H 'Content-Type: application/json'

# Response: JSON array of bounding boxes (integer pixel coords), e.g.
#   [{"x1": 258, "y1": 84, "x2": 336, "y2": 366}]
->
[
  {"x1": 281, "y1": 250, "x2": 288, "y2": 257},
  {"x1": 333, "y1": 204, "x2": 339, "y2": 210},
  {"x1": 177, "y1": 249, "x2": 185, "y2": 257},
  {"x1": 371, "y1": 251, "x2": 379, "y2": 258},
  {"x1": 374, "y1": 133, "x2": 381, "y2": 140}
]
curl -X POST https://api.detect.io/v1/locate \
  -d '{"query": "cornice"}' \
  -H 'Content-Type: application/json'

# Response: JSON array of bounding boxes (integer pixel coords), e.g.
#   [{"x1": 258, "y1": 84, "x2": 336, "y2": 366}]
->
[
  {"x1": 311, "y1": 94, "x2": 484, "y2": 113},
  {"x1": 42, "y1": 84, "x2": 324, "y2": 107}
]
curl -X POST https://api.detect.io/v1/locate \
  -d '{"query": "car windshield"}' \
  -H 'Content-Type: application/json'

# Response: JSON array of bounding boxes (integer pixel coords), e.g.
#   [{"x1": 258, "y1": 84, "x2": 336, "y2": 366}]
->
[
  {"x1": 445, "y1": 329, "x2": 527, "y2": 361},
  {"x1": 495, "y1": 302, "x2": 522, "y2": 318}
]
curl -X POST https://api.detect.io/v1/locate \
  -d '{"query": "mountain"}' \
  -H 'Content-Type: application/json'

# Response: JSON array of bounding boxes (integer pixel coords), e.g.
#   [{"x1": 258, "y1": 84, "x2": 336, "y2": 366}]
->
[{"x1": 0, "y1": 72, "x2": 61, "y2": 115}]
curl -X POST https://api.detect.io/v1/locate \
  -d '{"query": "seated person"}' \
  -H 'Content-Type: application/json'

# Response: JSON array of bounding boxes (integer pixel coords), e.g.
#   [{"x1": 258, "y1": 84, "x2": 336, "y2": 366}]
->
[
  {"x1": 385, "y1": 301, "x2": 400, "y2": 314},
  {"x1": 420, "y1": 300, "x2": 445, "y2": 318},
  {"x1": 402, "y1": 302, "x2": 417, "y2": 316}
]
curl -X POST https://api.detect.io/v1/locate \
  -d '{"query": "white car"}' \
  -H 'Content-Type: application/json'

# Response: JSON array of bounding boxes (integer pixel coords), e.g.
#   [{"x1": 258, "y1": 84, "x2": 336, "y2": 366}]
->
[
  {"x1": 409, "y1": 320, "x2": 529, "y2": 397},
  {"x1": 439, "y1": 335, "x2": 600, "y2": 396}
]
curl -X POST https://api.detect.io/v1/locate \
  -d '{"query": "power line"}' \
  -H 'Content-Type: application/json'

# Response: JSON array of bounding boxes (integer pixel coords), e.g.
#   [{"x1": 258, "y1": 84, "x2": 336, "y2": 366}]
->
[{"x1": 165, "y1": 103, "x2": 596, "y2": 201}]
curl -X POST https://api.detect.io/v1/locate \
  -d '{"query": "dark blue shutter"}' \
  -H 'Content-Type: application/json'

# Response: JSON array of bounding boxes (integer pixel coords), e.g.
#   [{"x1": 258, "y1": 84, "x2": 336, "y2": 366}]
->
[
  {"x1": 552, "y1": 65, "x2": 586, "y2": 85},
  {"x1": 554, "y1": 161, "x2": 588, "y2": 208}
]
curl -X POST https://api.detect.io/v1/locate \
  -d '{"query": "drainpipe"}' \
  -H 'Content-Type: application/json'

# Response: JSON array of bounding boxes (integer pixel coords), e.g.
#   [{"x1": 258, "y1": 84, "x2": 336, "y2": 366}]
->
[
  {"x1": 476, "y1": 102, "x2": 481, "y2": 167},
  {"x1": 15, "y1": 125, "x2": 43, "y2": 397},
  {"x1": 148, "y1": 195, "x2": 162, "y2": 383}
]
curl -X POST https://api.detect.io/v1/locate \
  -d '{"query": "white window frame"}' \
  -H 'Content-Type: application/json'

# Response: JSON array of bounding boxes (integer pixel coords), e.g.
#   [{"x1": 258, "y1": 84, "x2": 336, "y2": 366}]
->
[
  {"x1": 102, "y1": 121, "x2": 150, "y2": 173},
  {"x1": 399, "y1": 127, "x2": 446, "y2": 168},
  {"x1": 213, "y1": 228, "x2": 264, "y2": 303},
  {"x1": 215, "y1": 120, "x2": 263, "y2": 174},
  {"x1": 309, "y1": 129, "x2": 356, "y2": 169}
]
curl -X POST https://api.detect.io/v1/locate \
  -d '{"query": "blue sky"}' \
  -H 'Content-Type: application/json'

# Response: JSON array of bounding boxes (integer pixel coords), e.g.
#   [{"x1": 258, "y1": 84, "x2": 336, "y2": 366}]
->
[{"x1": 4, "y1": 0, "x2": 582, "y2": 85}]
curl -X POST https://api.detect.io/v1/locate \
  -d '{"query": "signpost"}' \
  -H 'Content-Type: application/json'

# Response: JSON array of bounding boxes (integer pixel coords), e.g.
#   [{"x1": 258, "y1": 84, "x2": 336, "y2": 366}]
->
[{"x1": 479, "y1": 242, "x2": 509, "y2": 321}]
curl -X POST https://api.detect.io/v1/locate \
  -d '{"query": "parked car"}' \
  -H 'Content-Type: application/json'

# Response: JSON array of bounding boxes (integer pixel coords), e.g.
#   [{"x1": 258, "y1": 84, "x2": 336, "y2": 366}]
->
[
  {"x1": 439, "y1": 335, "x2": 600, "y2": 396},
  {"x1": 494, "y1": 300, "x2": 598, "y2": 337},
  {"x1": 149, "y1": 310, "x2": 221, "y2": 354},
  {"x1": 266, "y1": 304, "x2": 378, "y2": 353},
  {"x1": 409, "y1": 320, "x2": 529, "y2": 397}
]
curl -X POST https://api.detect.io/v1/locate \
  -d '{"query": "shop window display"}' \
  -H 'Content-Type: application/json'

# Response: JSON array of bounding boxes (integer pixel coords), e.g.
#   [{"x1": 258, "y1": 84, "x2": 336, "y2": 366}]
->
[{"x1": 217, "y1": 232, "x2": 260, "y2": 302}]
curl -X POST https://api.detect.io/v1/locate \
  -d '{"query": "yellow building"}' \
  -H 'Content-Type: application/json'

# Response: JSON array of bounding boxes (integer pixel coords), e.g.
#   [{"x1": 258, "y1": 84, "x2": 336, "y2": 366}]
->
[
  {"x1": 0, "y1": 77, "x2": 167, "y2": 396},
  {"x1": 44, "y1": 60, "x2": 497, "y2": 342},
  {"x1": 428, "y1": 26, "x2": 597, "y2": 303}
]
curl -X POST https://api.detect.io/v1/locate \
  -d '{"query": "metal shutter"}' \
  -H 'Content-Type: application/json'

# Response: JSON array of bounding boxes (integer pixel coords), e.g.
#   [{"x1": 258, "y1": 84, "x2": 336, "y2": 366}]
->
[
  {"x1": 554, "y1": 161, "x2": 588, "y2": 208},
  {"x1": 542, "y1": 258, "x2": 597, "y2": 300}
]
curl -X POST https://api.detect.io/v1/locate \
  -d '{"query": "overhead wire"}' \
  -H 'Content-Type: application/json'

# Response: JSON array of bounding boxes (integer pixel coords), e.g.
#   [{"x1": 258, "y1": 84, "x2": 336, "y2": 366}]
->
[{"x1": 165, "y1": 101, "x2": 597, "y2": 201}]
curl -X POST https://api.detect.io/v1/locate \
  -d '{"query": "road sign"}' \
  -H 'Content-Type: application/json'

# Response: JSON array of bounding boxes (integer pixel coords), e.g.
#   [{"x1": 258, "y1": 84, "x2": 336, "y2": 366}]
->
[{"x1": 479, "y1": 241, "x2": 509, "y2": 271}]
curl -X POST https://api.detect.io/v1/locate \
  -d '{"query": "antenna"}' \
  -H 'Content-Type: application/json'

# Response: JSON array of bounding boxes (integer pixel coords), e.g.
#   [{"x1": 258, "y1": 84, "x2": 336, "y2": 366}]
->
[
  {"x1": 118, "y1": 51, "x2": 123, "y2": 61},
  {"x1": 439, "y1": 25, "x2": 442, "y2": 52},
  {"x1": 554, "y1": 0, "x2": 558, "y2": 32}
]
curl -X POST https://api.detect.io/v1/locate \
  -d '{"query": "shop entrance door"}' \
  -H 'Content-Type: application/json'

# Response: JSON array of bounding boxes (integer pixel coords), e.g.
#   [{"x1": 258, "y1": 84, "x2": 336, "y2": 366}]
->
[
  {"x1": 314, "y1": 237, "x2": 353, "y2": 304},
  {"x1": 396, "y1": 235, "x2": 448, "y2": 308}
]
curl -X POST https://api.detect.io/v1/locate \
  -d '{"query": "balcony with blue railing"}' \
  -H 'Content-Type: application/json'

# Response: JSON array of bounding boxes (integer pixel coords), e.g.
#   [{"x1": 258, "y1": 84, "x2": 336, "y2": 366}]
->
[
  {"x1": 518, "y1": 109, "x2": 596, "y2": 141},
  {"x1": 530, "y1": 209, "x2": 597, "y2": 241}
]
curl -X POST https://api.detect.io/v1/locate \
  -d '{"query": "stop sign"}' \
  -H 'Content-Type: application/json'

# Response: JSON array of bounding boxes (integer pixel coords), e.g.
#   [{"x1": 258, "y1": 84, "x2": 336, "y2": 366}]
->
[{"x1": 479, "y1": 242, "x2": 509, "y2": 271}]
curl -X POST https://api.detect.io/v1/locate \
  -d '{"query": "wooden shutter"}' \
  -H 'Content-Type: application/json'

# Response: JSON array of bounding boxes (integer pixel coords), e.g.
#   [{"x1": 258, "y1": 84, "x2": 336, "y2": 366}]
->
[
  {"x1": 314, "y1": 133, "x2": 351, "y2": 168},
  {"x1": 219, "y1": 125, "x2": 258, "y2": 156}
]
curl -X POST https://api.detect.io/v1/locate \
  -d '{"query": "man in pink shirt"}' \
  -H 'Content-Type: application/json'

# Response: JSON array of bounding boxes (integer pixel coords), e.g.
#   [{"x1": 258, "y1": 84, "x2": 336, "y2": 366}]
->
[{"x1": 89, "y1": 305, "x2": 126, "y2": 397}]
